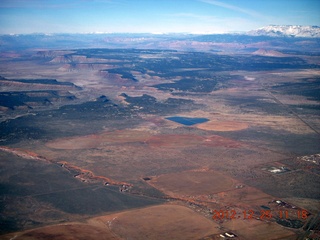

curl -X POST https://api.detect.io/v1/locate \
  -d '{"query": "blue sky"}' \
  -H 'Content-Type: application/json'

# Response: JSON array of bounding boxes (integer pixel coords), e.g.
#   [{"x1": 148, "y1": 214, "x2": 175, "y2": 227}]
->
[{"x1": 0, "y1": 0, "x2": 319, "y2": 34}]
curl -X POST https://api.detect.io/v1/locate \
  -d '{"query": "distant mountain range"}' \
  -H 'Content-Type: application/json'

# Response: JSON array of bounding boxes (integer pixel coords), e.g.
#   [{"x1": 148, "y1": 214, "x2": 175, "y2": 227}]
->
[
  {"x1": 2, "y1": 25, "x2": 320, "y2": 38},
  {"x1": 0, "y1": 25, "x2": 319, "y2": 52},
  {"x1": 247, "y1": 25, "x2": 320, "y2": 38}
]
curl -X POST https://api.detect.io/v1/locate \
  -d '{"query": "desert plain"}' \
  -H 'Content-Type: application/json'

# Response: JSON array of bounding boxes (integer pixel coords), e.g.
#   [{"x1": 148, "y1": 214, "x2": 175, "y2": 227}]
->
[{"x1": 0, "y1": 35, "x2": 319, "y2": 239}]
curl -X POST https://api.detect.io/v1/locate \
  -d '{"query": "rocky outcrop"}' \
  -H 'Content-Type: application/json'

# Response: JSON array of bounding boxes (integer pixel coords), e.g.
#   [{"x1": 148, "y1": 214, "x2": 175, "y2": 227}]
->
[
  {"x1": 252, "y1": 49, "x2": 287, "y2": 57},
  {"x1": 58, "y1": 161, "x2": 132, "y2": 187},
  {"x1": 0, "y1": 146, "x2": 131, "y2": 187},
  {"x1": 50, "y1": 55, "x2": 88, "y2": 63}
]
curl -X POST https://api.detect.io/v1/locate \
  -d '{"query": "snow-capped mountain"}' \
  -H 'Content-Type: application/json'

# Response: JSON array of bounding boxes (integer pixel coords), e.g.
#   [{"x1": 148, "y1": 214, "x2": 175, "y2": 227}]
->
[{"x1": 248, "y1": 25, "x2": 320, "y2": 38}]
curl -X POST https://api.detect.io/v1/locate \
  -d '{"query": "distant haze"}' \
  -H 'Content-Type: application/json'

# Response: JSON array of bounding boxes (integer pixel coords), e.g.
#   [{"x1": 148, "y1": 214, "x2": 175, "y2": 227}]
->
[{"x1": 0, "y1": 0, "x2": 320, "y2": 34}]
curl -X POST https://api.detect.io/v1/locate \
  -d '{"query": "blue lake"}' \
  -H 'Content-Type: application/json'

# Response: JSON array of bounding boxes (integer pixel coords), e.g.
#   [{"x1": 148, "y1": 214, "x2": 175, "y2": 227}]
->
[{"x1": 166, "y1": 116, "x2": 209, "y2": 126}]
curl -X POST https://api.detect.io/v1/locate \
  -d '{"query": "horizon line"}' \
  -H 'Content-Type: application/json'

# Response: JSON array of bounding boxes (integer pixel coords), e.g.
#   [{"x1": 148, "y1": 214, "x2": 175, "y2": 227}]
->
[{"x1": 1, "y1": 24, "x2": 319, "y2": 36}]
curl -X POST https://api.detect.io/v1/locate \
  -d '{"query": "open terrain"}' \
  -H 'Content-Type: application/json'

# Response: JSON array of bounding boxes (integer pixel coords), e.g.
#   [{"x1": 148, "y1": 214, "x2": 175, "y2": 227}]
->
[
  {"x1": 0, "y1": 33, "x2": 319, "y2": 239},
  {"x1": 2, "y1": 204, "x2": 221, "y2": 240}
]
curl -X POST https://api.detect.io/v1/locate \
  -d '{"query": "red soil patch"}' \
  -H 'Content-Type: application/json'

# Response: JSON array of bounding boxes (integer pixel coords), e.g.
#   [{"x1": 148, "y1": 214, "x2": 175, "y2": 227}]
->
[
  {"x1": 203, "y1": 135, "x2": 242, "y2": 148},
  {"x1": 0, "y1": 146, "x2": 50, "y2": 163}
]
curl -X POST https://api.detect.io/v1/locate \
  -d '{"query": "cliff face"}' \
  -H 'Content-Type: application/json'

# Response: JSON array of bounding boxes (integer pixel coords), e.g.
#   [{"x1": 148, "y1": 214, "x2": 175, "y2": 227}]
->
[
  {"x1": 0, "y1": 76, "x2": 79, "y2": 112},
  {"x1": 252, "y1": 49, "x2": 287, "y2": 57},
  {"x1": 50, "y1": 55, "x2": 88, "y2": 63},
  {"x1": 40, "y1": 51, "x2": 113, "y2": 71}
]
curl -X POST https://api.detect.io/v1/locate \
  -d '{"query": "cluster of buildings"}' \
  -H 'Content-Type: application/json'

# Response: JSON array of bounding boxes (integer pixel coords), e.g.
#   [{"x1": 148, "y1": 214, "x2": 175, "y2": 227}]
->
[
  {"x1": 262, "y1": 166, "x2": 290, "y2": 174},
  {"x1": 220, "y1": 232, "x2": 237, "y2": 238},
  {"x1": 272, "y1": 199, "x2": 297, "y2": 209}
]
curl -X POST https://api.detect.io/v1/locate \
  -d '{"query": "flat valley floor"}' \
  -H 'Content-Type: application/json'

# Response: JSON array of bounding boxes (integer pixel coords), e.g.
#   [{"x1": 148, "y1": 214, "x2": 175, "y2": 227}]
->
[{"x1": 0, "y1": 47, "x2": 319, "y2": 239}]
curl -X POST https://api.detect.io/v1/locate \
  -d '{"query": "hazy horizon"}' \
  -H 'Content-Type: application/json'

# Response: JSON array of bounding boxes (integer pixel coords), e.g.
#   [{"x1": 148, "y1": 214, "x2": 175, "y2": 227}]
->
[{"x1": 1, "y1": 0, "x2": 320, "y2": 34}]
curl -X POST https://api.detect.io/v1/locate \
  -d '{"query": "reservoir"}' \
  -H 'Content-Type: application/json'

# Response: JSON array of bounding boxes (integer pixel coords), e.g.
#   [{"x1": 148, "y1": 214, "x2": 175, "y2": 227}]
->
[{"x1": 166, "y1": 116, "x2": 209, "y2": 126}]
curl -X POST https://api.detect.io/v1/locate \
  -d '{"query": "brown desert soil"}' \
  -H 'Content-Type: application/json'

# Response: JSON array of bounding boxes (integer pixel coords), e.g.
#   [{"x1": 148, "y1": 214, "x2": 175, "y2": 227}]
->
[
  {"x1": 222, "y1": 218, "x2": 296, "y2": 240},
  {"x1": 91, "y1": 204, "x2": 220, "y2": 240},
  {"x1": 46, "y1": 130, "x2": 152, "y2": 149},
  {"x1": 213, "y1": 186, "x2": 274, "y2": 207},
  {"x1": 147, "y1": 134, "x2": 242, "y2": 148},
  {"x1": 148, "y1": 170, "x2": 236, "y2": 197},
  {"x1": 146, "y1": 134, "x2": 206, "y2": 148},
  {"x1": 2, "y1": 223, "x2": 120, "y2": 240},
  {"x1": 46, "y1": 130, "x2": 242, "y2": 150},
  {"x1": 3, "y1": 204, "x2": 220, "y2": 240},
  {"x1": 197, "y1": 120, "x2": 249, "y2": 132}
]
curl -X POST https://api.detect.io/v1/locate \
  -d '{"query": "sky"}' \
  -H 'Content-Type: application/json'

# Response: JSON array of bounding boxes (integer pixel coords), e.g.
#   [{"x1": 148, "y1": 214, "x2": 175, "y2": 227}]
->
[{"x1": 0, "y1": 0, "x2": 319, "y2": 34}]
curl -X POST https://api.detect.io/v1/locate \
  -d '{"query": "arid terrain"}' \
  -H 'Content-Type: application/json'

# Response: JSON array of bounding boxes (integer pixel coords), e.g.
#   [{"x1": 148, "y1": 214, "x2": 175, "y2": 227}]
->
[{"x1": 0, "y1": 34, "x2": 319, "y2": 239}]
